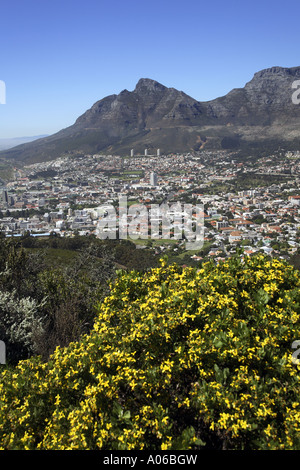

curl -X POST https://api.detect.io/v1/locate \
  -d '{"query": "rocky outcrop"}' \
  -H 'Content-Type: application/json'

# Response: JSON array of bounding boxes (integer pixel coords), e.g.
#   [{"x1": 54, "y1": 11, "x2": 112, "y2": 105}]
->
[{"x1": 2, "y1": 66, "x2": 300, "y2": 163}]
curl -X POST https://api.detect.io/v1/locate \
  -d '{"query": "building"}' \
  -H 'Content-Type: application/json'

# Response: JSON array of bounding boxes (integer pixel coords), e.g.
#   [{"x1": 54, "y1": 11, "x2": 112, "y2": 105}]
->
[
  {"x1": 2, "y1": 190, "x2": 8, "y2": 206},
  {"x1": 229, "y1": 230, "x2": 243, "y2": 243},
  {"x1": 216, "y1": 220, "x2": 228, "y2": 230},
  {"x1": 150, "y1": 171, "x2": 158, "y2": 186},
  {"x1": 289, "y1": 195, "x2": 300, "y2": 205}
]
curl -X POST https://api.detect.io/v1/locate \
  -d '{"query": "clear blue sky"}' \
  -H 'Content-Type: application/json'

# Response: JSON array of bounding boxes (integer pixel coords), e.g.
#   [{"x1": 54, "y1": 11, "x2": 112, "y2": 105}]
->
[{"x1": 0, "y1": 0, "x2": 299, "y2": 138}]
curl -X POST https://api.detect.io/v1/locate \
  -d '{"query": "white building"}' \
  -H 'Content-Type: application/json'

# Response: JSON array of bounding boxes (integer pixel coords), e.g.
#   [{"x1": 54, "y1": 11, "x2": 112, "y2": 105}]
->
[{"x1": 150, "y1": 171, "x2": 158, "y2": 186}]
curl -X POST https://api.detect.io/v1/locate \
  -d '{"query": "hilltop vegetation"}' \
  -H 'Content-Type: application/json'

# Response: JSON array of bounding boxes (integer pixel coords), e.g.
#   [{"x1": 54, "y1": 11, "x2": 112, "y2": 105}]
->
[
  {"x1": 0, "y1": 234, "x2": 159, "y2": 362},
  {"x1": 0, "y1": 252, "x2": 300, "y2": 450}
]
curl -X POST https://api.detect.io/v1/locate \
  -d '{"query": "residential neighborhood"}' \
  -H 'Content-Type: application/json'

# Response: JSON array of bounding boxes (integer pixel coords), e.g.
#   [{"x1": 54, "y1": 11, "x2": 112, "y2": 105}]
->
[{"x1": 0, "y1": 148, "x2": 300, "y2": 263}]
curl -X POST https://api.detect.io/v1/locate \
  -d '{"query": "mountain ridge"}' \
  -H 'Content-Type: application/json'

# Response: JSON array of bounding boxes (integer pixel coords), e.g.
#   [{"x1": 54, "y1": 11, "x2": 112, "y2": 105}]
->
[{"x1": 2, "y1": 66, "x2": 300, "y2": 163}]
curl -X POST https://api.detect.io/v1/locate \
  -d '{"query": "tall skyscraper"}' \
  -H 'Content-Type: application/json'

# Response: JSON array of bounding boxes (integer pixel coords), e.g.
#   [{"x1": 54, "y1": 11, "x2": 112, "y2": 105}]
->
[
  {"x1": 2, "y1": 190, "x2": 8, "y2": 205},
  {"x1": 150, "y1": 171, "x2": 158, "y2": 186}
]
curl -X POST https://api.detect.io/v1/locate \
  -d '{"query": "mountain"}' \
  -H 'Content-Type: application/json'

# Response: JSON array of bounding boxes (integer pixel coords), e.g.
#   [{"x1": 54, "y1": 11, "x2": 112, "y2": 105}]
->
[
  {"x1": 0, "y1": 135, "x2": 49, "y2": 151},
  {"x1": 2, "y1": 66, "x2": 300, "y2": 163}
]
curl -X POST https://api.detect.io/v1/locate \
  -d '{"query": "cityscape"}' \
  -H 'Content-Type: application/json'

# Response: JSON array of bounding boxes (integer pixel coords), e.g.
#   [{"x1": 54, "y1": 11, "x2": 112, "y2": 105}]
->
[{"x1": 0, "y1": 147, "x2": 299, "y2": 264}]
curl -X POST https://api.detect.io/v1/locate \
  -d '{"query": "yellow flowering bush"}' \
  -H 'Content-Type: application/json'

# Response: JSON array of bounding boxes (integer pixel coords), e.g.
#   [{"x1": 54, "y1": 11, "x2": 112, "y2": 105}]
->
[{"x1": 0, "y1": 254, "x2": 300, "y2": 449}]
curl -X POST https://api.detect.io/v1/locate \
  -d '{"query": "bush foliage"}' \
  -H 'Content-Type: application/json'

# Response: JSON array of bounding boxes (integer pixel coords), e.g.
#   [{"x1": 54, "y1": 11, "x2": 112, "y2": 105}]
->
[
  {"x1": 0, "y1": 254, "x2": 300, "y2": 449},
  {"x1": 0, "y1": 234, "x2": 160, "y2": 362},
  {"x1": 0, "y1": 236, "x2": 120, "y2": 362}
]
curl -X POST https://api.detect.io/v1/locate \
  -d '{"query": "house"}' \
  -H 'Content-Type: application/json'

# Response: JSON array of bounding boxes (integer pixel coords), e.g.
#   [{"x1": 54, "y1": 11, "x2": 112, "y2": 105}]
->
[
  {"x1": 267, "y1": 225, "x2": 282, "y2": 233},
  {"x1": 229, "y1": 230, "x2": 243, "y2": 243},
  {"x1": 288, "y1": 196, "x2": 300, "y2": 205},
  {"x1": 236, "y1": 220, "x2": 253, "y2": 229}
]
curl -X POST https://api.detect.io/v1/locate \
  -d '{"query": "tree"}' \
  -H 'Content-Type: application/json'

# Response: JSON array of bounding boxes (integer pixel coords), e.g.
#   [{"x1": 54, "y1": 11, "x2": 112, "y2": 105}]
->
[{"x1": 0, "y1": 290, "x2": 44, "y2": 362}]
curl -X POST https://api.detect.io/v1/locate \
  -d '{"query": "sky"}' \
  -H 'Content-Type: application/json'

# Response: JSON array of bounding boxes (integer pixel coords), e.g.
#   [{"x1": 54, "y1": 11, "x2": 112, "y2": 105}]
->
[{"x1": 0, "y1": 0, "x2": 300, "y2": 138}]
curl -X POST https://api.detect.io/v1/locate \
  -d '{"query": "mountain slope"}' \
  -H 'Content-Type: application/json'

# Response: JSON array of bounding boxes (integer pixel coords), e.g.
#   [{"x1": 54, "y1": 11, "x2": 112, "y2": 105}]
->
[{"x1": 2, "y1": 66, "x2": 300, "y2": 163}]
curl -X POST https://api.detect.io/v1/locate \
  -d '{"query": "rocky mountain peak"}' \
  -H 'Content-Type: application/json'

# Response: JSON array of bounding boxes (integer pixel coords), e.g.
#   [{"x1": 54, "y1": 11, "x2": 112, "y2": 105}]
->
[
  {"x1": 242, "y1": 66, "x2": 300, "y2": 108},
  {"x1": 134, "y1": 78, "x2": 167, "y2": 94},
  {"x1": 3, "y1": 66, "x2": 300, "y2": 163}
]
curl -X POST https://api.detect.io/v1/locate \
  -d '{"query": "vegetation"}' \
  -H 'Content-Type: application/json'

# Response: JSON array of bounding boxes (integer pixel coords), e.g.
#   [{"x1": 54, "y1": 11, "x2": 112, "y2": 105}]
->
[
  {"x1": 0, "y1": 234, "x2": 159, "y2": 362},
  {"x1": 0, "y1": 254, "x2": 300, "y2": 449},
  {"x1": 0, "y1": 160, "x2": 13, "y2": 181},
  {"x1": 232, "y1": 172, "x2": 291, "y2": 191}
]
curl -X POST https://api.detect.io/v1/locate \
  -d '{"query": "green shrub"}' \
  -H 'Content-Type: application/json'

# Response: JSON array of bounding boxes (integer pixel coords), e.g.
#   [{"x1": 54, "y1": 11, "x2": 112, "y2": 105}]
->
[{"x1": 0, "y1": 254, "x2": 300, "y2": 450}]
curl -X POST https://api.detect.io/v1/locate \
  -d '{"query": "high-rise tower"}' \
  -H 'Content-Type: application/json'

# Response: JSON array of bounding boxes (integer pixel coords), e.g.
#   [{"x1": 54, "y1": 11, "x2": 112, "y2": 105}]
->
[{"x1": 150, "y1": 171, "x2": 158, "y2": 186}]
